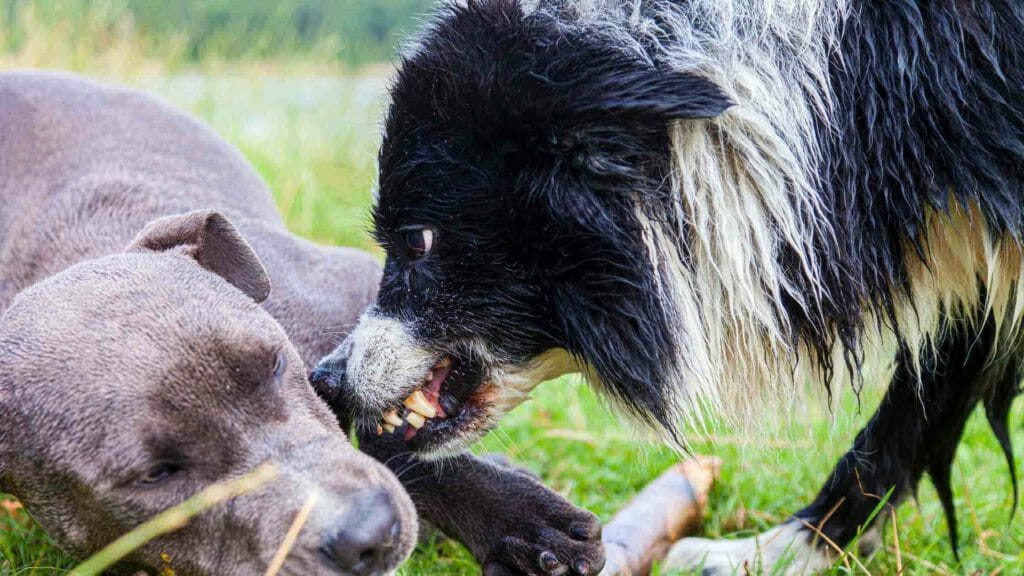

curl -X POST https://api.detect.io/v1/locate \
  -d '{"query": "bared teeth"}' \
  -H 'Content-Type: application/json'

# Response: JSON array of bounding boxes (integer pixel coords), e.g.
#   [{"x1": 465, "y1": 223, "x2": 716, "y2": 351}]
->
[
  {"x1": 404, "y1": 389, "x2": 437, "y2": 418},
  {"x1": 375, "y1": 424, "x2": 383, "y2": 436},
  {"x1": 406, "y1": 411, "x2": 426, "y2": 429},
  {"x1": 424, "y1": 370, "x2": 434, "y2": 382},
  {"x1": 383, "y1": 409, "x2": 403, "y2": 427},
  {"x1": 437, "y1": 357, "x2": 451, "y2": 368},
  {"x1": 382, "y1": 423, "x2": 396, "y2": 433}
]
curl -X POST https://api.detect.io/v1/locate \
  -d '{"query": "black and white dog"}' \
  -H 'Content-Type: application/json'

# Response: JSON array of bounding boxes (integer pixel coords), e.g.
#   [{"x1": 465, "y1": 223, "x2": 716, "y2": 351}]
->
[{"x1": 313, "y1": 0, "x2": 1024, "y2": 572}]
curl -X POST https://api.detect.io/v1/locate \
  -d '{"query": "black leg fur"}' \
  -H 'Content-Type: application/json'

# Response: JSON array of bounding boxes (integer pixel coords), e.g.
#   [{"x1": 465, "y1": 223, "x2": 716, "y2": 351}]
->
[
  {"x1": 357, "y1": 429, "x2": 606, "y2": 575},
  {"x1": 984, "y1": 363, "x2": 1022, "y2": 518},
  {"x1": 796, "y1": 316, "x2": 1022, "y2": 556}
]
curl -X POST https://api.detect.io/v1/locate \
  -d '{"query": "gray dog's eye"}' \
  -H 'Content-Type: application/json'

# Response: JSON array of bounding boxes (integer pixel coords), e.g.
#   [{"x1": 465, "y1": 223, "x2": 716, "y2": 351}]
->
[
  {"x1": 403, "y1": 227, "x2": 434, "y2": 257},
  {"x1": 136, "y1": 463, "x2": 180, "y2": 487},
  {"x1": 273, "y1": 349, "x2": 287, "y2": 380}
]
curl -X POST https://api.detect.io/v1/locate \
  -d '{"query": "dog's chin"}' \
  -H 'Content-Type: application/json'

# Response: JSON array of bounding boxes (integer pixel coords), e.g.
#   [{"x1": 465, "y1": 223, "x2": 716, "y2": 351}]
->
[{"x1": 407, "y1": 406, "x2": 500, "y2": 460}]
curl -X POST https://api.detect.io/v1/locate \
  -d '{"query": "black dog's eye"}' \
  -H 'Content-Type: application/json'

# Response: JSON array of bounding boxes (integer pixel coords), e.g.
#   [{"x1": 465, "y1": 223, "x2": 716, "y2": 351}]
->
[
  {"x1": 403, "y1": 227, "x2": 434, "y2": 258},
  {"x1": 137, "y1": 463, "x2": 181, "y2": 487},
  {"x1": 273, "y1": 349, "x2": 287, "y2": 380}
]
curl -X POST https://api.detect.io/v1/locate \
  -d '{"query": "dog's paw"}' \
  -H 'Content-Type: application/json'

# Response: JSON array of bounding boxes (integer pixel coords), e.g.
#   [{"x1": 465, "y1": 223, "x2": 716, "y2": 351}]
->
[
  {"x1": 475, "y1": 480, "x2": 604, "y2": 575},
  {"x1": 470, "y1": 453, "x2": 603, "y2": 575},
  {"x1": 479, "y1": 505, "x2": 604, "y2": 575},
  {"x1": 662, "y1": 522, "x2": 835, "y2": 575}
]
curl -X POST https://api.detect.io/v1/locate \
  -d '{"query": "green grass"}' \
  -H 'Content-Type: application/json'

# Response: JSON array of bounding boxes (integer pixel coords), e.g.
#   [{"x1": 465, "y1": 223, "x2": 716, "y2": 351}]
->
[
  {"x1": 1, "y1": 71, "x2": 1023, "y2": 575},
  {"x1": 1, "y1": 0, "x2": 434, "y2": 69}
]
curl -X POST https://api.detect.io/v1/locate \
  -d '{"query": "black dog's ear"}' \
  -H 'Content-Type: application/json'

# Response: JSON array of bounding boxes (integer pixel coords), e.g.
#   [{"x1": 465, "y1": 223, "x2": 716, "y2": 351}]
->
[
  {"x1": 128, "y1": 210, "x2": 271, "y2": 303},
  {"x1": 572, "y1": 67, "x2": 732, "y2": 123},
  {"x1": 526, "y1": 20, "x2": 732, "y2": 126}
]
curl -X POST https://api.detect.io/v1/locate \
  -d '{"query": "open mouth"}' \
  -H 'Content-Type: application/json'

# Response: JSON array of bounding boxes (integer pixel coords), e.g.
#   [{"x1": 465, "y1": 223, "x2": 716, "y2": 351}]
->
[{"x1": 373, "y1": 355, "x2": 492, "y2": 451}]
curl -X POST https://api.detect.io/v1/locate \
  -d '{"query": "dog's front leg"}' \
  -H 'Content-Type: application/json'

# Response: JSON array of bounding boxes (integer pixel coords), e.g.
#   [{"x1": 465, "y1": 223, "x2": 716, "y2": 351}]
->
[
  {"x1": 665, "y1": 319, "x2": 1019, "y2": 574},
  {"x1": 358, "y1": 430, "x2": 606, "y2": 575}
]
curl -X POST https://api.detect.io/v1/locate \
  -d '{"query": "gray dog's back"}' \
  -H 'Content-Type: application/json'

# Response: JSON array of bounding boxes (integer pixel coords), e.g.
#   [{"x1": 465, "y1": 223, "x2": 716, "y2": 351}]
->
[
  {"x1": 0, "y1": 71, "x2": 280, "y2": 307},
  {"x1": 0, "y1": 71, "x2": 380, "y2": 366}
]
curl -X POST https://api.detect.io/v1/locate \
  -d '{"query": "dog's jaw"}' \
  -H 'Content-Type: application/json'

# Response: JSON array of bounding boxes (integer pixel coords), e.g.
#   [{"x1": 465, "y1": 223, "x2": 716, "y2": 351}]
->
[
  {"x1": 413, "y1": 348, "x2": 581, "y2": 459},
  {"x1": 336, "y1": 309, "x2": 580, "y2": 454}
]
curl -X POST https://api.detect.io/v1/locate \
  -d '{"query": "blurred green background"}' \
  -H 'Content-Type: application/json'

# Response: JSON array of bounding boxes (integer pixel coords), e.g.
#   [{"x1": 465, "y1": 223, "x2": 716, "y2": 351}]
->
[
  {"x1": 1, "y1": 0, "x2": 433, "y2": 67},
  {"x1": 1, "y1": 1, "x2": 1022, "y2": 574}
]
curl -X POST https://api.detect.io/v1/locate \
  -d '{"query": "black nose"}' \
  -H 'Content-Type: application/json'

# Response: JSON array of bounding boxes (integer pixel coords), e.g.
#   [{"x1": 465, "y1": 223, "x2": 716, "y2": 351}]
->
[
  {"x1": 309, "y1": 366, "x2": 335, "y2": 390},
  {"x1": 309, "y1": 359, "x2": 345, "y2": 397},
  {"x1": 324, "y1": 488, "x2": 401, "y2": 575}
]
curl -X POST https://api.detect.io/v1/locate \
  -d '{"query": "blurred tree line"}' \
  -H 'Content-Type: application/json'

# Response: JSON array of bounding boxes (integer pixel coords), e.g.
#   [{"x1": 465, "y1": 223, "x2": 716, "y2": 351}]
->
[{"x1": 1, "y1": 0, "x2": 436, "y2": 67}]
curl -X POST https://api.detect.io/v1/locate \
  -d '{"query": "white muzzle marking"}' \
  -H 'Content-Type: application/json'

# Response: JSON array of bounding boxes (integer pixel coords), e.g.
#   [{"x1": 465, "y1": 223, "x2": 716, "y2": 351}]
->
[{"x1": 343, "y1": 308, "x2": 436, "y2": 411}]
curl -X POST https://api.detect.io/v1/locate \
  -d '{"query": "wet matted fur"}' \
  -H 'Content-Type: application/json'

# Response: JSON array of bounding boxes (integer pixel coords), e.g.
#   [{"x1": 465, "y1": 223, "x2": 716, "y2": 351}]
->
[{"x1": 314, "y1": 0, "x2": 1024, "y2": 572}]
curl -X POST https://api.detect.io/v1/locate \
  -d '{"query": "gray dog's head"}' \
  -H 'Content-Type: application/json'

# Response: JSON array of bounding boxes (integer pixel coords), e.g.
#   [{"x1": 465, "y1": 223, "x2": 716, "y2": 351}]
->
[{"x1": 0, "y1": 211, "x2": 416, "y2": 575}]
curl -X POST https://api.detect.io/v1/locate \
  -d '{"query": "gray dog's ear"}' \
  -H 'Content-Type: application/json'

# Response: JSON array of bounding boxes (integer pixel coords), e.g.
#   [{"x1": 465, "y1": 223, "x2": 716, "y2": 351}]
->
[{"x1": 129, "y1": 210, "x2": 271, "y2": 303}]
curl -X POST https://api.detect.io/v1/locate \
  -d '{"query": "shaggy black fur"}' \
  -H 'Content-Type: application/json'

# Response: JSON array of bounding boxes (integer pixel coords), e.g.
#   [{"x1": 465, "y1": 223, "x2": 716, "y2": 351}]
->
[
  {"x1": 342, "y1": 0, "x2": 1024, "y2": 564},
  {"x1": 375, "y1": 0, "x2": 730, "y2": 427},
  {"x1": 796, "y1": 0, "x2": 1024, "y2": 377},
  {"x1": 797, "y1": 312, "x2": 1021, "y2": 555}
]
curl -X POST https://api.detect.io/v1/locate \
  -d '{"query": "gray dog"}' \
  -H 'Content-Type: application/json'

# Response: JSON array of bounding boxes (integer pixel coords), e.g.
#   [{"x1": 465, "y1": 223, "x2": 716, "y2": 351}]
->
[
  {"x1": 0, "y1": 70, "x2": 416, "y2": 575},
  {"x1": 0, "y1": 71, "x2": 603, "y2": 576}
]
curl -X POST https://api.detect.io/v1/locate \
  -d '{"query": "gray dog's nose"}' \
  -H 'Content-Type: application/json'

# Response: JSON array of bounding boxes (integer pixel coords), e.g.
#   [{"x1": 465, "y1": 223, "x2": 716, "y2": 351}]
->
[{"x1": 324, "y1": 488, "x2": 400, "y2": 575}]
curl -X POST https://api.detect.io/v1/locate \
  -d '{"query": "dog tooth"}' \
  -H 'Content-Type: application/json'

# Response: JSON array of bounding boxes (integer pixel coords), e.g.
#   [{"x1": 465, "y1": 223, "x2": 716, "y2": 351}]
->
[
  {"x1": 437, "y1": 357, "x2": 451, "y2": 368},
  {"x1": 406, "y1": 411, "x2": 426, "y2": 429},
  {"x1": 424, "y1": 370, "x2": 434, "y2": 382},
  {"x1": 383, "y1": 423, "x2": 396, "y2": 434},
  {"x1": 383, "y1": 409, "x2": 403, "y2": 427},
  {"x1": 404, "y1": 389, "x2": 437, "y2": 418},
  {"x1": 375, "y1": 424, "x2": 383, "y2": 436}
]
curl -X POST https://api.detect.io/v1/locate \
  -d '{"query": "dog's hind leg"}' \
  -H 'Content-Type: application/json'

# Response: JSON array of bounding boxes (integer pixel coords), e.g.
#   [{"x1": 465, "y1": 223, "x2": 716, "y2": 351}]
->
[{"x1": 665, "y1": 317, "x2": 1022, "y2": 574}]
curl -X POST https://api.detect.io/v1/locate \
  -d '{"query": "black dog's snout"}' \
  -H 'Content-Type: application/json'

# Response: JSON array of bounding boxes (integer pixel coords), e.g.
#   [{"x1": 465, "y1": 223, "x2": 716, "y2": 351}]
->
[
  {"x1": 309, "y1": 365, "x2": 337, "y2": 390},
  {"x1": 324, "y1": 488, "x2": 401, "y2": 575},
  {"x1": 309, "y1": 358, "x2": 346, "y2": 397}
]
